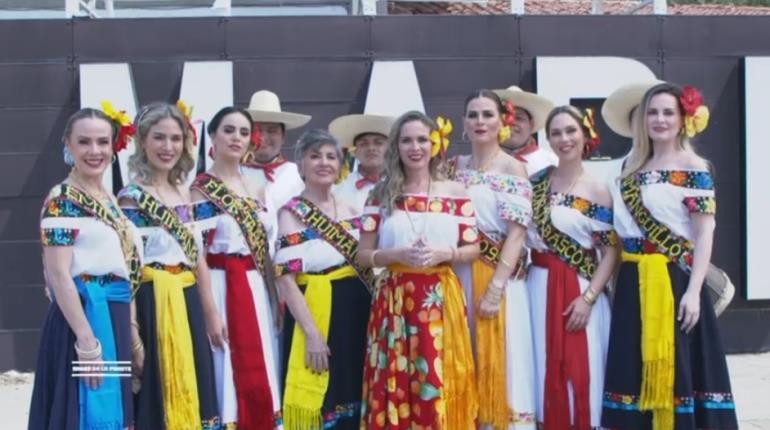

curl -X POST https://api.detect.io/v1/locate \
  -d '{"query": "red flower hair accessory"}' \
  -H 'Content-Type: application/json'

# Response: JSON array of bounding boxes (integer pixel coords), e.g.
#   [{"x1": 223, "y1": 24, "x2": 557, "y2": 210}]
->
[
  {"x1": 679, "y1": 86, "x2": 710, "y2": 138},
  {"x1": 581, "y1": 108, "x2": 600, "y2": 159},
  {"x1": 251, "y1": 123, "x2": 262, "y2": 150},
  {"x1": 101, "y1": 100, "x2": 135, "y2": 153},
  {"x1": 498, "y1": 100, "x2": 516, "y2": 143}
]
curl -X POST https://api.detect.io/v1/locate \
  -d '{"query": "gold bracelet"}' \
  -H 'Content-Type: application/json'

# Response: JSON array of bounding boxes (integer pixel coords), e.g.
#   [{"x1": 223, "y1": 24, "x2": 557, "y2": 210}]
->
[
  {"x1": 370, "y1": 250, "x2": 379, "y2": 268},
  {"x1": 582, "y1": 288, "x2": 598, "y2": 305},
  {"x1": 499, "y1": 258, "x2": 513, "y2": 270}
]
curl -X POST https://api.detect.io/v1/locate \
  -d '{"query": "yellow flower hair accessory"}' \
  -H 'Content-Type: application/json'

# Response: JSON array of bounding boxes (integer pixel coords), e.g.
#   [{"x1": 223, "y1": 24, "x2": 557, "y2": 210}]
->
[
  {"x1": 679, "y1": 86, "x2": 710, "y2": 138},
  {"x1": 101, "y1": 100, "x2": 135, "y2": 153},
  {"x1": 430, "y1": 116, "x2": 453, "y2": 159},
  {"x1": 581, "y1": 108, "x2": 600, "y2": 159},
  {"x1": 176, "y1": 100, "x2": 198, "y2": 146}
]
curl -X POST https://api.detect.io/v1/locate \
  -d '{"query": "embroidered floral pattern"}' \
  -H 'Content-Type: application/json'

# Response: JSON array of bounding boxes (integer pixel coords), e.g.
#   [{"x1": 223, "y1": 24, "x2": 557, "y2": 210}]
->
[
  {"x1": 322, "y1": 401, "x2": 359, "y2": 427},
  {"x1": 592, "y1": 230, "x2": 618, "y2": 247},
  {"x1": 635, "y1": 170, "x2": 714, "y2": 190},
  {"x1": 550, "y1": 192, "x2": 613, "y2": 223},
  {"x1": 41, "y1": 227, "x2": 78, "y2": 246},
  {"x1": 77, "y1": 273, "x2": 124, "y2": 285},
  {"x1": 454, "y1": 169, "x2": 532, "y2": 198},
  {"x1": 603, "y1": 391, "x2": 732, "y2": 414},
  {"x1": 395, "y1": 195, "x2": 474, "y2": 217},
  {"x1": 276, "y1": 217, "x2": 361, "y2": 250},
  {"x1": 458, "y1": 223, "x2": 479, "y2": 245},
  {"x1": 275, "y1": 258, "x2": 303, "y2": 277},
  {"x1": 695, "y1": 391, "x2": 735, "y2": 409},
  {"x1": 361, "y1": 213, "x2": 381, "y2": 233},
  {"x1": 498, "y1": 201, "x2": 531, "y2": 225},
  {"x1": 683, "y1": 196, "x2": 717, "y2": 214},
  {"x1": 193, "y1": 200, "x2": 221, "y2": 221},
  {"x1": 510, "y1": 410, "x2": 536, "y2": 424},
  {"x1": 42, "y1": 197, "x2": 88, "y2": 218},
  {"x1": 622, "y1": 237, "x2": 695, "y2": 270}
]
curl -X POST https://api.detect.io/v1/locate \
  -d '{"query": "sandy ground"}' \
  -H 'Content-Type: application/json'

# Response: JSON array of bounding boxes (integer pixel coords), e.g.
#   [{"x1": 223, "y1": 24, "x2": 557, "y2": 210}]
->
[{"x1": 3, "y1": 353, "x2": 769, "y2": 429}]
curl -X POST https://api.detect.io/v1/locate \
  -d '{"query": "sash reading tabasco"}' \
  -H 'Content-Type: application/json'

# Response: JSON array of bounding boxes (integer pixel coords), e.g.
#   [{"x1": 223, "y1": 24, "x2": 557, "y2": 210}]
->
[
  {"x1": 120, "y1": 184, "x2": 199, "y2": 267},
  {"x1": 478, "y1": 230, "x2": 527, "y2": 278},
  {"x1": 284, "y1": 196, "x2": 376, "y2": 294},
  {"x1": 532, "y1": 173, "x2": 597, "y2": 280},
  {"x1": 191, "y1": 173, "x2": 269, "y2": 275},
  {"x1": 620, "y1": 175, "x2": 694, "y2": 272},
  {"x1": 50, "y1": 184, "x2": 142, "y2": 292}
]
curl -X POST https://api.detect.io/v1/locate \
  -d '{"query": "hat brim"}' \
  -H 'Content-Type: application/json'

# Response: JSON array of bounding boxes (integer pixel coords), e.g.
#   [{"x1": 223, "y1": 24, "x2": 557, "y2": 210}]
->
[
  {"x1": 246, "y1": 110, "x2": 311, "y2": 130},
  {"x1": 329, "y1": 114, "x2": 394, "y2": 148},
  {"x1": 493, "y1": 89, "x2": 554, "y2": 132},
  {"x1": 601, "y1": 80, "x2": 662, "y2": 138}
]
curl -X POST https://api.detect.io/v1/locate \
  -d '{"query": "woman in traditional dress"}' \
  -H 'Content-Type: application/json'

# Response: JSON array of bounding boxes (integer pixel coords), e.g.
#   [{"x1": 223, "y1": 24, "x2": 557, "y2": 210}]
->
[
  {"x1": 275, "y1": 130, "x2": 375, "y2": 430},
  {"x1": 527, "y1": 106, "x2": 618, "y2": 429},
  {"x1": 29, "y1": 107, "x2": 142, "y2": 430},
  {"x1": 358, "y1": 111, "x2": 480, "y2": 429},
  {"x1": 450, "y1": 89, "x2": 537, "y2": 429},
  {"x1": 601, "y1": 82, "x2": 738, "y2": 429},
  {"x1": 191, "y1": 106, "x2": 283, "y2": 429},
  {"x1": 118, "y1": 102, "x2": 220, "y2": 429}
]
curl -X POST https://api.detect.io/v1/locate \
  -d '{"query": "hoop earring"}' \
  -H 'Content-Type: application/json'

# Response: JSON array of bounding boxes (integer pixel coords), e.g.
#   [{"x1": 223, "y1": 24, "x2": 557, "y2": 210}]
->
[
  {"x1": 111, "y1": 154, "x2": 117, "y2": 164},
  {"x1": 462, "y1": 130, "x2": 469, "y2": 142},
  {"x1": 62, "y1": 146, "x2": 75, "y2": 166}
]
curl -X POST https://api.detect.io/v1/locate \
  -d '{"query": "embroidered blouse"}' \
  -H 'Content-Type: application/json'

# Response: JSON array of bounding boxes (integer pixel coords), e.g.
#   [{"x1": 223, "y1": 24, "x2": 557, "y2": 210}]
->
[
  {"x1": 193, "y1": 197, "x2": 275, "y2": 257},
  {"x1": 274, "y1": 217, "x2": 362, "y2": 277}
]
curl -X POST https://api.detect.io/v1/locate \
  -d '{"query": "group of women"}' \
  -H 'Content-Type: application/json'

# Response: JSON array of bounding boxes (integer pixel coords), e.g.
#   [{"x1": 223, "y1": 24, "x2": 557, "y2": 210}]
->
[{"x1": 29, "y1": 81, "x2": 738, "y2": 430}]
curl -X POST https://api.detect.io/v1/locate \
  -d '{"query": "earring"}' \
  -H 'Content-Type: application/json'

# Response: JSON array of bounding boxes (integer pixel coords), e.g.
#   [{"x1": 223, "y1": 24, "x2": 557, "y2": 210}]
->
[
  {"x1": 111, "y1": 154, "x2": 118, "y2": 164},
  {"x1": 462, "y1": 130, "x2": 469, "y2": 142},
  {"x1": 62, "y1": 146, "x2": 75, "y2": 166}
]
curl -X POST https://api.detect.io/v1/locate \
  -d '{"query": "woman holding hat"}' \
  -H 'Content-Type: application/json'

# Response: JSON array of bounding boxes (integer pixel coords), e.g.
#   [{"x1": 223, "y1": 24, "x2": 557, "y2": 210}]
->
[
  {"x1": 527, "y1": 106, "x2": 618, "y2": 430},
  {"x1": 242, "y1": 89, "x2": 311, "y2": 214},
  {"x1": 118, "y1": 102, "x2": 220, "y2": 429},
  {"x1": 275, "y1": 130, "x2": 376, "y2": 430},
  {"x1": 493, "y1": 85, "x2": 558, "y2": 177},
  {"x1": 29, "y1": 106, "x2": 143, "y2": 430},
  {"x1": 451, "y1": 89, "x2": 537, "y2": 429},
  {"x1": 359, "y1": 111, "x2": 480, "y2": 429},
  {"x1": 192, "y1": 107, "x2": 283, "y2": 429},
  {"x1": 602, "y1": 83, "x2": 738, "y2": 429},
  {"x1": 330, "y1": 114, "x2": 393, "y2": 211}
]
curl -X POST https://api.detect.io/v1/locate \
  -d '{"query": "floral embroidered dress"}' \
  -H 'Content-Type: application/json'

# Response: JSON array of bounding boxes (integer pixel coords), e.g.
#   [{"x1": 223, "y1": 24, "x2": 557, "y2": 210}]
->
[
  {"x1": 452, "y1": 167, "x2": 537, "y2": 430},
  {"x1": 360, "y1": 193, "x2": 480, "y2": 430},
  {"x1": 29, "y1": 185, "x2": 143, "y2": 430},
  {"x1": 119, "y1": 184, "x2": 220, "y2": 430},
  {"x1": 275, "y1": 210, "x2": 370, "y2": 430},
  {"x1": 525, "y1": 190, "x2": 615, "y2": 429},
  {"x1": 194, "y1": 194, "x2": 283, "y2": 430},
  {"x1": 602, "y1": 169, "x2": 738, "y2": 430}
]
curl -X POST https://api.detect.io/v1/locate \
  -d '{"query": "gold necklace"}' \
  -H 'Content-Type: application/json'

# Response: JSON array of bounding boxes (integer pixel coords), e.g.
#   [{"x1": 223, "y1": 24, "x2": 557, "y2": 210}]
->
[
  {"x1": 471, "y1": 148, "x2": 501, "y2": 173},
  {"x1": 403, "y1": 177, "x2": 431, "y2": 245},
  {"x1": 553, "y1": 171, "x2": 582, "y2": 196},
  {"x1": 68, "y1": 171, "x2": 109, "y2": 201}
]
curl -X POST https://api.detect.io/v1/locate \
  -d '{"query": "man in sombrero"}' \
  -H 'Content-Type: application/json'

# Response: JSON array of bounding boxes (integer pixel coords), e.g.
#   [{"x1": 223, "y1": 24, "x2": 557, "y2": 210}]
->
[
  {"x1": 242, "y1": 89, "x2": 311, "y2": 212},
  {"x1": 329, "y1": 113, "x2": 394, "y2": 211},
  {"x1": 493, "y1": 85, "x2": 558, "y2": 177}
]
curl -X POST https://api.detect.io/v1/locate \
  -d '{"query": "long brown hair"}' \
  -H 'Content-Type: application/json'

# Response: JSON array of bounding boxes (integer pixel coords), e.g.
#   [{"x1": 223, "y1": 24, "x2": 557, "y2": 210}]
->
[{"x1": 370, "y1": 111, "x2": 446, "y2": 215}]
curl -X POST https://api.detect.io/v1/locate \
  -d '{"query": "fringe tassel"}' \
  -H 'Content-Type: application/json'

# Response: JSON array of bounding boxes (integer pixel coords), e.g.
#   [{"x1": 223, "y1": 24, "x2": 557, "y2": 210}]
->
[
  {"x1": 283, "y1": 403, "x2": 323, "y2": 430},
  {"x1": 639, "y1": 359, "x2": 675, "y2": 430}
]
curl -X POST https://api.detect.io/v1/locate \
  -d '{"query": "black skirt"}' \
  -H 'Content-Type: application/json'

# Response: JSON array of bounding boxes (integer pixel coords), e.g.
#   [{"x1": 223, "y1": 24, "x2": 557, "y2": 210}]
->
[
  {"x1": 601, "y1": 261, "x2": 739, "y2": 429},
  {"x1": 28, "y1": 299, "x2": 133, "y2": 430},
  {"x1": 281, "y1": 275, "x2": 371, "y2": 430},
  {"x1": 133, "y1": 279, "x2": 220, "y2": 430}
]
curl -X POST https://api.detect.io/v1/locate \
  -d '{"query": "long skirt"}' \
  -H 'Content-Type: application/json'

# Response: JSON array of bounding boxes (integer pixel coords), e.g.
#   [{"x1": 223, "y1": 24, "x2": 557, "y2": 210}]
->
[
  {"x1": 456, "y1": 261, "x2": 537, "y2": 429},
  {"x1": 133, "y1": 267, "x2": 220, "y2": 430},
  {"x1": 361, "y1": 264, "x2": 478, "y2": 430},
  {"x1": 29, "y1": 275, "x2": 133, "y2": 430},
  {"x1": 208, "y1": 254, "x2": 283, "y2": 430},
  {"x1": 601, "y1": 259, "x2": 738, "y2": 429},
  {"x1": 527, "y1": 263, "x2": 610, "y2": 428},
  {"x1": 281, "y1": 274, "x2": 371, "y2": 430}
]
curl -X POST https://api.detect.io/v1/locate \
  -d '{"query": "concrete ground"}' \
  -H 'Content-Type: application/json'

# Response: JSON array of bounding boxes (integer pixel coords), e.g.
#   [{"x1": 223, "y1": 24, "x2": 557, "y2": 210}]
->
[{"x1": 3, "y1": 353, "x2": 769, "y2": 429}]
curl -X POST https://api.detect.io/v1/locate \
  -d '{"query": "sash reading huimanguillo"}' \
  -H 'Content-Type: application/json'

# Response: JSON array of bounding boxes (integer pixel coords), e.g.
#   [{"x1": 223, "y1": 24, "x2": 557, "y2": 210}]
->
[
  {"x1": 284, "y1": 197, "x2": 376, "y2": 294},
  {"x1": 120, "y1": 184, "x2": 198, "y2": 267},
  {"x1": 191, "y1": 174, "x2": 269, "y2": 275},
  {"x1": 532, "y1": 173, "x2": 597, "y2": 280},
  {"x1": 53, "y1": 184, "x2": 142, "y2": 293},
  {"x1": 620, "y1": 176, "x2": 694, "y2": 273}
]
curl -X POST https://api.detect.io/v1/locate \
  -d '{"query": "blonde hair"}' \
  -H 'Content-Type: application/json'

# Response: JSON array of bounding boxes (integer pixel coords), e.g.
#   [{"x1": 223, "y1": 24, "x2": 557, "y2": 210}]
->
[
  {"x1": 370, "y1": 111, "x2": 446, "y2": 215},
  {"x1": 621, "y1": 82, "x2": 703, "y2": 178},
  {"x1": 128, "y1": 102, "x2": 196, "y2": 185}
]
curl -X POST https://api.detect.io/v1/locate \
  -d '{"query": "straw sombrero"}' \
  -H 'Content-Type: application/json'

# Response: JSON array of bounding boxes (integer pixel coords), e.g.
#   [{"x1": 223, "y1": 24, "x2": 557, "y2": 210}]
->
[
  {"x1": 601, "y1": 81, "x2": 662, "y2": 138},
  {"x1": 245, "y1": 90, "x2": 311, "y2": 130},
  {"x1": 492, "y1": 86, "x2": 554, "y2": 132},
  {"x1": 328, "y1": 114, "x2": 394, "y2": 148}
]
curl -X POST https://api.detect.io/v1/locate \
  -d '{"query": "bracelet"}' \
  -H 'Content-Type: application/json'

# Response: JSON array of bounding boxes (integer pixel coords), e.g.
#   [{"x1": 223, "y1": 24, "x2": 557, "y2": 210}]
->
[
  {"x1": 75, "y1": 339, "x2": 102, "y2": 360},
  {"x1": 132, "y1": 339, "x2": 144, "y2": 353},
  {"x1": 499, "y1": 258, "x2": 513, "y2": 270},
  {"x1": 370, "y1": 250, "x2": 379, "y2": 268},
  {"x1": 582, "y1": 288, "x2": 598, "y2": 306},
  {"x1": 131, "y1": 320, "x2": 140, "y2": 331}
]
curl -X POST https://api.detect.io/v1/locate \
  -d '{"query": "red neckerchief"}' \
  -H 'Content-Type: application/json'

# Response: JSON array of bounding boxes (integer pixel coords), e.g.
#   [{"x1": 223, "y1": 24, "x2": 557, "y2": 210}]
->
[
  {"x1": 509, "y1": 138, "x2": 540, "y2": 163},
  {"x1": 243, "y1": 155, "x2": 288, "y2": 182},
  {"x1": 355, "y1": 171, "x2": 381, "y2": 189}
]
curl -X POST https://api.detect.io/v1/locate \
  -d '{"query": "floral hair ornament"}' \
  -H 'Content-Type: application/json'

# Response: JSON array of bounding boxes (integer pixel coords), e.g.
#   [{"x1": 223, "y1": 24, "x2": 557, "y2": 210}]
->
[
  {"x1": 498, "y1": 100, "x2": 516, "y2": 143},
  {"x1": 101, "y1": 100, "x2": 136, "y2": 153},
  {"x1": 337, "y1": 146, "x2": 356, "y2": 184},
  {"x1": 176, "y1": 100, "x2": 198, "y2": 147},
  {"x1": 680, "y1": 86, "x2": 710, "y2": 138},
  {"x1": 250, "y1": 123, "x2": 262, "y2": 150},
  {"x1": 430, "y1": 116, "x2": 453, "y2": 159},
  {"x1": 581, "y1": 107, "x2": 600, "y2": 158}
]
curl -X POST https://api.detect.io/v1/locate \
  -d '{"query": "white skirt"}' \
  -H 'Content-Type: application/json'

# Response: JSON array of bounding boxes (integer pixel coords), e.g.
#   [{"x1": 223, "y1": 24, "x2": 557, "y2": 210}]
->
[
  {"x1": 526, "y1": 265, "x2": 611, "y2": 427},
  {"x1": 209, "y1": 268, "x2": 283, "y2": 428}
]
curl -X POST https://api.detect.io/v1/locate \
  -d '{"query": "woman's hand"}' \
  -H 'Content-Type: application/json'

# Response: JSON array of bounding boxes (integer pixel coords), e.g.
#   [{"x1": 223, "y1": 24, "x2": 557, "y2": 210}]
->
[
  {"x1": 205, "y1": 311, "x2": 229, "y2": 349},
  {"x1": 75, "y1": 336, "x2": 103, "y2": 389},
  {"x1": 563, "y1": 296, "x2": 592, "y2": 332},
  {"x1": 304, "y1": 328, "x2": 331, "y2": 374},
  {"x1": 478, "y1": 282, "x2": 503, "y2": 318},
  {"x1": 678, "y1": 289, "x2": 701, "y2": 333}
]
